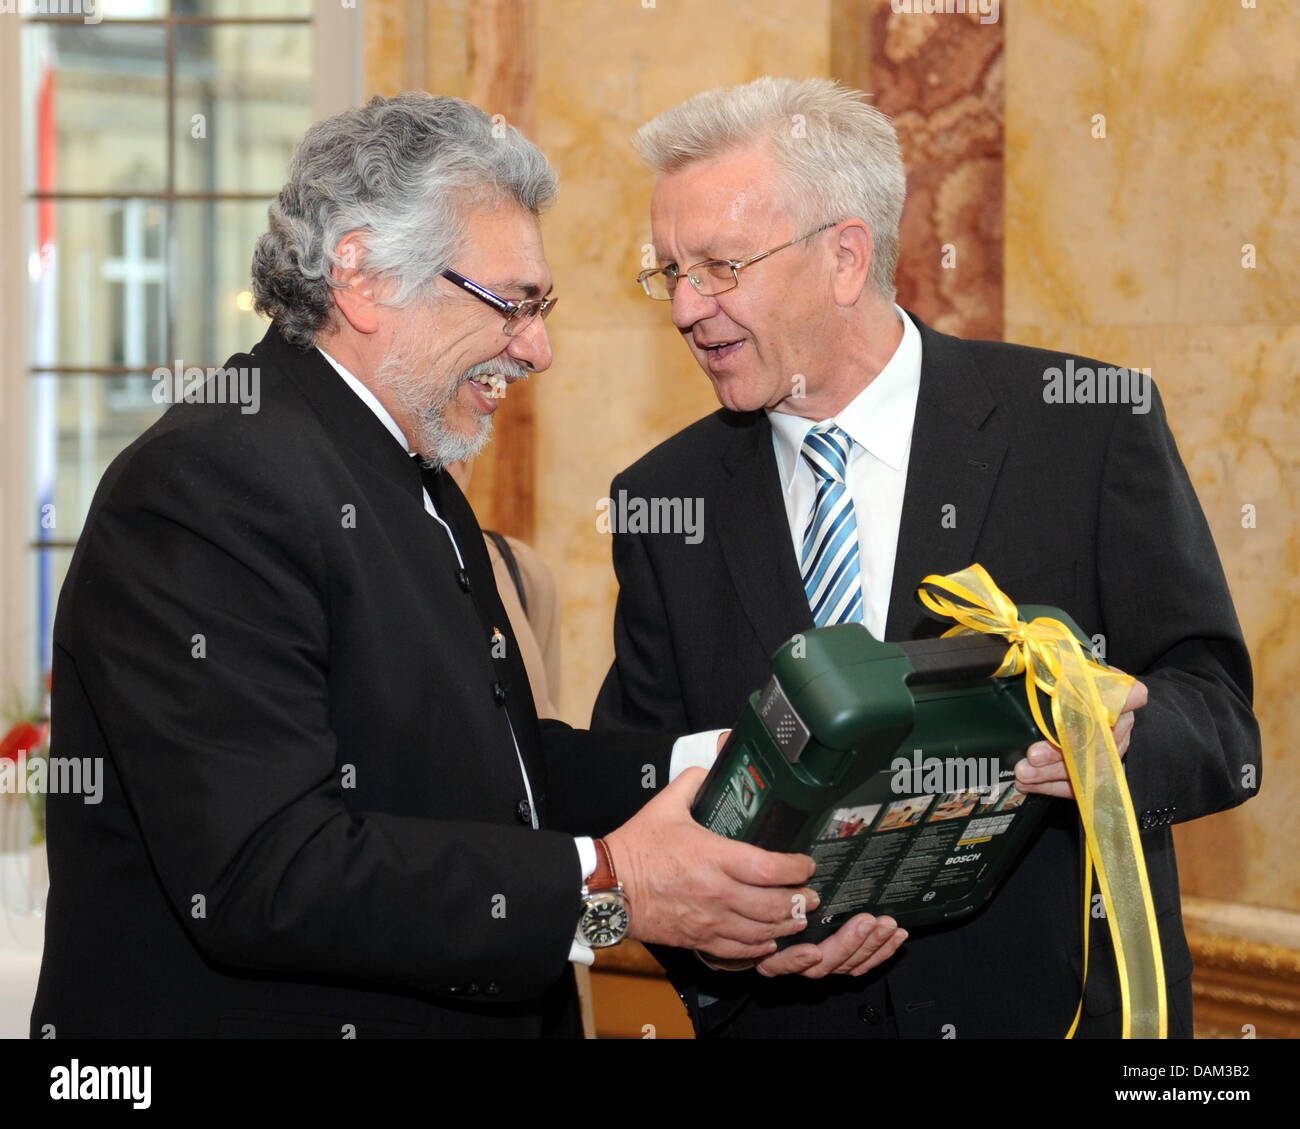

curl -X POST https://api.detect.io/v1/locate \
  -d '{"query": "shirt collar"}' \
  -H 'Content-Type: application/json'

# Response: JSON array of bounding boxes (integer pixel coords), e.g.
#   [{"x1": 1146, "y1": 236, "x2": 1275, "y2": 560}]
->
[
  {"x1": 316, "y1": 345, "x2": 415, "y2": 456},
  {"x1": 768, "y1": 304, "x2": 922, "y2": 490}
]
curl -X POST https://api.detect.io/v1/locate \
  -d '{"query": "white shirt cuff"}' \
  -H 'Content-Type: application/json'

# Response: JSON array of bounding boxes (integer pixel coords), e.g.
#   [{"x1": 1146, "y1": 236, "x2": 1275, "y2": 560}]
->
[
  {"x1": 569, "y1": 836, "x2": 597, "y2": 965},
  {"x1": 568, "y1": 940, "x2": 595, "y2": 966},
  {"x1": 670, "y1": 729, "x2": 728, "y2": 782},
  {"x1": 565, "y1": 731, "x2": 723, "y2": 967}
]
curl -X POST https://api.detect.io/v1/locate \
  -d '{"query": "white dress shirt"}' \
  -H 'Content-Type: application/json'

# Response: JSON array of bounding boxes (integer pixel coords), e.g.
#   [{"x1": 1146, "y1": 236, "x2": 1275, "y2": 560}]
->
[
  {"x1": 768, "y1": 303, "x2": 922, "y2": 640},
  {"x1": 315, "y1": 347, "x2": 599, "y2": 965},
  {"x1": 673, "y1": 305, "x2": 924, "y2": 774}
]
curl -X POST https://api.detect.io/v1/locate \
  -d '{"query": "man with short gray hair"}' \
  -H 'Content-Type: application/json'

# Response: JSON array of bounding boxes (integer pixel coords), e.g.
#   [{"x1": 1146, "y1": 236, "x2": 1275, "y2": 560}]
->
[
  {"x1": 32, "y1": 91, "x2": 906, "y2": 1039},
  {"x1": 594, "y1": 76, "x2": 1259, "y2": 1038}
]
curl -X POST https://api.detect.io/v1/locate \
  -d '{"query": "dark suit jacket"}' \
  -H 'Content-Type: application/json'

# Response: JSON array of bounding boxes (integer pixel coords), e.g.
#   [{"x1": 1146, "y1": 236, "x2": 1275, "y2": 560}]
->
[
  {"x1": 592, "y1": 310, "x2": 1260, "y2": 1039},
  {"x1": 31, "y1": 323, "x2": 671, "y2": 1039}
]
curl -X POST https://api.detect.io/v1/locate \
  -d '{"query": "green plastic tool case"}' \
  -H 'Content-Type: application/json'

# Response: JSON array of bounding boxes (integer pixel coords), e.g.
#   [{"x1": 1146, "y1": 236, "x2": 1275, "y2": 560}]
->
[{"x1": 692, "y1": 605, "x2": 1089, "y2": 943}]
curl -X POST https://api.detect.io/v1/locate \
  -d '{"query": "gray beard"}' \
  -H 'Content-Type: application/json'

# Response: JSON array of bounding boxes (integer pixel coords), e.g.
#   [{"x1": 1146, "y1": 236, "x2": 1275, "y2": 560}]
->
[
  {"x1": 415, "y1": 384, "x2": 494, "y2": 469},
  {"x1": 372, "y1": 346, "x2": 496, "y2": 469}
]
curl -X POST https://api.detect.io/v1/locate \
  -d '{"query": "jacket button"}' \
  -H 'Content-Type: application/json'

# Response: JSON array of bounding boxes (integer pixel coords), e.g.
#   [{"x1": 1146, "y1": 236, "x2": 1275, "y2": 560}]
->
[
  {"x1": 857, "y1": 1005, "x2": 883, "y2": 1025},
  {"x1": 516, "y1": 799, "x2": 532, "y2": 825},
  {"x1": 456, "y1": 568, "x2": 471, "y2": 593},
  {"x1": 493, "y1": 680, "x2": 507, "y2": 705}
]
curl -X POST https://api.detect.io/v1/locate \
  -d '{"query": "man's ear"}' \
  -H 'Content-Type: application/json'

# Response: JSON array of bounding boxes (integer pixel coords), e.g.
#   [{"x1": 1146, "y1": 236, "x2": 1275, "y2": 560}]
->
[
  {"x1": 330, "y1": 231, "x2": 382, "y2": 335},
  {"x1": 831, "y1": 220, "x2": 873, "y2": 308}
]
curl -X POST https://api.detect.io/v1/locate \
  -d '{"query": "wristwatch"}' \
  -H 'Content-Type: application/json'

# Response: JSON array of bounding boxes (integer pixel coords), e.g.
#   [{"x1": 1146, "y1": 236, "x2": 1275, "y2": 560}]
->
[{"x1": 575, "y1": 838, "x2": 631, "y2": 948}]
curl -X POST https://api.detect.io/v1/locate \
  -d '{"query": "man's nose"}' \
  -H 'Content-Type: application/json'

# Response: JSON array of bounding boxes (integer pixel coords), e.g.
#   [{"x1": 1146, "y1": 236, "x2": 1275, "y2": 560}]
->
[
  {"x1": 670, "y1": 278, "x2": 719, "y2": 331},
  {"x1": 506, "y1": 314, "x2": 552, "y2": 373}
]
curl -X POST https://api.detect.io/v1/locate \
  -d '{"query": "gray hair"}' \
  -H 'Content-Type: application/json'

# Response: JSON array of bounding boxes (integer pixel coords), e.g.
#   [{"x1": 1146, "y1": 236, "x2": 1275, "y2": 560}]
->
[
  {"x1": 252, "y1": 92, "x2": 558, "y2": 348},
  {"x1": 633, "y1": 77, "x2": 906, "y2": 302}
]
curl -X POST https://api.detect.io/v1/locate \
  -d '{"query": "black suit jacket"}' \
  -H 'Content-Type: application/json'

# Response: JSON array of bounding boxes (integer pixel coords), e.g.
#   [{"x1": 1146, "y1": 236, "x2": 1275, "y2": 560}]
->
[
  {"x1": 31, "y1": 323, "x2": 671, "y2": 1039},
  {"x1": 592, "y1": 310, "x2": 1260, "y2": 1039}
]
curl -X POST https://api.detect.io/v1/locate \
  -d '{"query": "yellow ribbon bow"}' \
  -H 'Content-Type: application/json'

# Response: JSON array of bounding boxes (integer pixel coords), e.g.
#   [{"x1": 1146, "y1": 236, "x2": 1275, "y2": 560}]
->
[{"x1": 916, "y1": 563, "x2": 1166, "y2": 1039}]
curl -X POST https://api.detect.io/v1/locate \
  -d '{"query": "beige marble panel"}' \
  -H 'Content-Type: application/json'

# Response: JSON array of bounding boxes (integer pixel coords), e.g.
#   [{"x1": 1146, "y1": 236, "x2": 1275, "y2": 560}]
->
[
  {"x1": 531, "y1": 0, "x2": 832, "y2": 722},
  {"x1": 364, "y1": 0, "x2": 413, "y2": 97},
  {"x1": 366, "y1": 0, "x2": 473, "y2": 99},
  {"x1": 1006, "y1": 1, "x2": 1298, "y2": 328},
  {"x1": 531, "y1": 323, "x2": 721, "y2": 709},
  {"x1": 1006, "y1": 0, "x2": 1299, "y2": 912}
]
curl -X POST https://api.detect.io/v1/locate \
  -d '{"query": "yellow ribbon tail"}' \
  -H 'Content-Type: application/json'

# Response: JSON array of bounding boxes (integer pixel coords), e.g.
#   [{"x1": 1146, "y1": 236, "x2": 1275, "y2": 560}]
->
[{"x1": 917, "y1": 563, "x2": 1167, "y2": 1039}]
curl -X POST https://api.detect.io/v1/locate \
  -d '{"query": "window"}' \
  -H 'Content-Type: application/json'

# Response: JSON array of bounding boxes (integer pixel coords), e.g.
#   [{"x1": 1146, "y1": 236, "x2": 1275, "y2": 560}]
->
[{"x1": 3, "y1": 1, "x2": 362, "y2": 698}]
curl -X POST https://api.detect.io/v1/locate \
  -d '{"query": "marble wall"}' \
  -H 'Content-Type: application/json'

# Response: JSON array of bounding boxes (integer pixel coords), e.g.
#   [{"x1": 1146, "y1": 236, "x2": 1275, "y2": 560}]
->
[
  {"x1": 367, "y1": 0, "x2": 832, "y2": 718},
  {"x1": 1003, "y1": 0, "x2": 1298, "y2": 917},
  {"x1": 871, "y1": 3, "x2": 1004, "y2": 339},
  {"x1": 531, "y1": 1, "x2": 831, "y2": 720},
  {"x1": 363, "y1": 0, "x2": 1297, "y2": 967}
]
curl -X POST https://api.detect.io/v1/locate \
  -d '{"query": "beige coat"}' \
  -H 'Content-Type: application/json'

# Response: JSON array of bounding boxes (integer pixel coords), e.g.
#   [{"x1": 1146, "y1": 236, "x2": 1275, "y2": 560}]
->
[{"x1": 483, "y1": 533, "x2": 562, "y2": 720}]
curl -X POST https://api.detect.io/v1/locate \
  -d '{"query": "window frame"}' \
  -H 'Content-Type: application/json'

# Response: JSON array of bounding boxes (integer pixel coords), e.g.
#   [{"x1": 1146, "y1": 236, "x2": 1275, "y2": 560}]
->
[{"x1": 0, "y1": 2, "x2": 364, "y2": 701}]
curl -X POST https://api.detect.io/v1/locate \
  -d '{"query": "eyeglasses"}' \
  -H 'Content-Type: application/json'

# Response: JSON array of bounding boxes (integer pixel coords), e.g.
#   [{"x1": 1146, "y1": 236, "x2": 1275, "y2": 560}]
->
[
  {"x1": 441, "y1": 268, "x2": 557, "y2": 336},
  {"x1": 635, "y1": 221, "x2": 839, "y2": 302}
]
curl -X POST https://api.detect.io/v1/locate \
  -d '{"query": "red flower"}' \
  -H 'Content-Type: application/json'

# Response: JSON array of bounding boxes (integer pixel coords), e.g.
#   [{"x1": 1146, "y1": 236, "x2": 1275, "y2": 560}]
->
[{"x1": 0, "y1": 722, "x2": 45, "y2": 762}]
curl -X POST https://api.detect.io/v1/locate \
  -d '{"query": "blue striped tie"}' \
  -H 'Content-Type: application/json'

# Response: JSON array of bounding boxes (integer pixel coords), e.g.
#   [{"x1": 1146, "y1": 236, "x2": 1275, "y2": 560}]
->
[{"x1": 800, "y1": 423, "x2": 864, "y2": 626}]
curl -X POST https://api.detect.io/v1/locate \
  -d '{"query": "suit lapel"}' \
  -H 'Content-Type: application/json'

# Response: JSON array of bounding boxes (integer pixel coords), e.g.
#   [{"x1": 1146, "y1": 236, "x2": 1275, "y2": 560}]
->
[
  {"x1": 255, "y1": 323, "x2": 428, "y2": 510},
  {"x1": 715, "y1": 413, "x2": 815, "y2": 659},
  {"x1": 254, "y1": 325, "x2": 552, "y2": 814},
  {"x1": 885, "y1": 314, "x2": 1007, "y2": 641},
  {"x1": 426, "y1": 466, "x2": 551, "y2": 813},
  {"x1": 708, "y1": 314, "x2": 1009, "y2": 651}
]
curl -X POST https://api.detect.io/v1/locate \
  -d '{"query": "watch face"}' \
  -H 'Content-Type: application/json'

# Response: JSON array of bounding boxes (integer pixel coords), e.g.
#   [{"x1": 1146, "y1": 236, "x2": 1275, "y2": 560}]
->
[{"x1": 579, "y1": 895, "x2": 630, "y2": 947}]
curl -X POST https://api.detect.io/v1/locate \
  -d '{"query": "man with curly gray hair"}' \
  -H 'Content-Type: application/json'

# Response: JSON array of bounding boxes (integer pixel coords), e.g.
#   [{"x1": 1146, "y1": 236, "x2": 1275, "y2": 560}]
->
[
  {"x1": 249, "y1": 92, "x2": 557, "y2": 466},
  {"x1": 35, "y1": 92, "x2": 913, "y2": 1039}
]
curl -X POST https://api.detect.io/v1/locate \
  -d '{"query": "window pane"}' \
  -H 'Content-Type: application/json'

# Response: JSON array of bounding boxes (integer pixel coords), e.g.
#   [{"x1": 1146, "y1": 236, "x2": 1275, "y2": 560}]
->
[
  {"x1": 30, "y1": 546, "x2": 74, "y2": 706},
  {"x1": 23, "y1": 21, "x2": 168, "y2": 195},
  {"x1": 175, "y1": 22, "x2": 312, "y2": 194},
  {"x1": 93, "y1": 1, "x2": 169, "y2": 16},
  {"x1": 28, "y1": 200, "x2": 170, "y2": 370},
  {"x1": 173, "y1": 200, "x2": 273, "y2": 362},
  {"x1": 29, "y1": 373, "x2": 166, "y2": 547},
  {"x1": 183, "y1": 0, "x2": 313, "y2": 15}
]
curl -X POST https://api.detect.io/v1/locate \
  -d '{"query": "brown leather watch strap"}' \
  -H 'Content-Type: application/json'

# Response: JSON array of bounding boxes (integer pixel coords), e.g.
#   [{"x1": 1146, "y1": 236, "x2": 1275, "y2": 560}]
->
[{"x1": 587, "y1": 838, "x2": 619, "y2": 892}]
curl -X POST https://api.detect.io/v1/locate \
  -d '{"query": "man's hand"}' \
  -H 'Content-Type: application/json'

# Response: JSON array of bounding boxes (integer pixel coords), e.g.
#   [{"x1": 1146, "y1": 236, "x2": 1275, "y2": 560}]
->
[
  {"x1": 605, "y1": 767, "x2": 818, "y2": 960},
  {"x1": 1014, "y1": 675, "x2": 1148, "y2": 800},
  {"x1": 752, "y1": 913, "x2": 907, "y2": 978}
]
